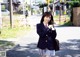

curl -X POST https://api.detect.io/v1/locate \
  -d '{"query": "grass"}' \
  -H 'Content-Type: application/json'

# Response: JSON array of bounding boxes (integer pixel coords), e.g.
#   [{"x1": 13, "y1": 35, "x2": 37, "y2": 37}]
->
[
  {"x1": 54, "y1": 15, "x2": 71, "y2": 25},
  {"x1": 0, "y1": 14, "x2": 31, "y2": 39},
  {"x1": 0, "y1": 26, "x2": 31, "y2": 39}
]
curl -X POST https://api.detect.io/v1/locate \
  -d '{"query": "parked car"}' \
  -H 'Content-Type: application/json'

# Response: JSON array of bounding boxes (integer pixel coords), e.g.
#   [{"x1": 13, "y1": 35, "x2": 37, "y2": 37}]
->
[{"x1": 1, "y1": 9, "x2": 10, "y2": 15}]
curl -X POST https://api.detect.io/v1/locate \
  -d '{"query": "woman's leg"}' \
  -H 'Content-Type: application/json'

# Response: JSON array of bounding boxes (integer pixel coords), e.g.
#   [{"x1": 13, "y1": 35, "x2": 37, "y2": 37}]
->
[
  {"x1": 45, "y1": 55, "x2": 51, "y2": 57},
  {"x1": 41, "y1": 55, "x2": 46, "y2": 57},
  {"x1": 45, "y1": 50, "x2": 55, "y2": 57},
  {"x1": 45, "y1": 50, "x2": 51, "y2": 57},
  {"x1": 39, "y1": 49, "x2": 46, "y2": 57}
]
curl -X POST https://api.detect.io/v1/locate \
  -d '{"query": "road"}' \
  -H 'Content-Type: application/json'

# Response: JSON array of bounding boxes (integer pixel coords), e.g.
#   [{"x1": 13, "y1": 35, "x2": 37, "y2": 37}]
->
[
  {"x1": 6, "y1": 26, "x2": 80, "y2": 57},
  {"x1": 6, "y1": 15, "x2": 80, "y2": 57},
  {"x1": 26, "y1": 15, "x2": 41, "y2": 27}
]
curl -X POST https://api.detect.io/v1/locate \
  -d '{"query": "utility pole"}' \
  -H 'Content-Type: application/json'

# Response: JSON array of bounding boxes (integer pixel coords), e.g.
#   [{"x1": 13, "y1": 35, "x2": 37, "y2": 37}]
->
[{"x1": 9, "y1": 0, "x2": 13, "y2": 28}]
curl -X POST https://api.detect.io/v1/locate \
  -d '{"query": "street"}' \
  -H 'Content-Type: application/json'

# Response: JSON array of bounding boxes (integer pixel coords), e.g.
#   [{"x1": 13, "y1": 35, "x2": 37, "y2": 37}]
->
[
  {"x1": 6, "y1": 25, "x2": 80, "y2": 57},
  {"x1": 26, "y1": 15, "x2": 41, "y2": 27}
]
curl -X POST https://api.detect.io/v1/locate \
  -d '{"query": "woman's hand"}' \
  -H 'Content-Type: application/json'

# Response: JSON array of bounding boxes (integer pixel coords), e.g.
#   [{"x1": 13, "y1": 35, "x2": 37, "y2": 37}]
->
[
  {"x1": 48, "y1": 25, "x2": 55, "y2": 30},
  {"x1": 48, "y1": 25, "x2": 53, "y2": 28}
]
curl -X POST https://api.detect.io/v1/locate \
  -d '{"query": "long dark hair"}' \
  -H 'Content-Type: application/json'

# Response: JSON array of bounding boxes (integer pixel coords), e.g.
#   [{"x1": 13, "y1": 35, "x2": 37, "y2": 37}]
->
[{"x1": 40, "y1": 12, "x2": 54, "y2": 25}]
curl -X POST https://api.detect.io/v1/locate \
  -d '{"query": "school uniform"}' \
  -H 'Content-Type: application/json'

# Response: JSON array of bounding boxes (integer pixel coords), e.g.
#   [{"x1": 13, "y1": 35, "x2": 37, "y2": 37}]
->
[{"x1": 36, "y1": 23, "x2": 57, "y2": 56}]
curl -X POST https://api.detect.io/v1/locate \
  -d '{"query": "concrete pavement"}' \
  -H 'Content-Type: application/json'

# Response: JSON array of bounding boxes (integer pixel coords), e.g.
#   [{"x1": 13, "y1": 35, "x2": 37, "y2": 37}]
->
[
  {"x1": 6, "y1": 26, "x2": 80, "y2": 57},
  {"x1": 6, "y1": 14, "x2": 80, "y2": 57}
]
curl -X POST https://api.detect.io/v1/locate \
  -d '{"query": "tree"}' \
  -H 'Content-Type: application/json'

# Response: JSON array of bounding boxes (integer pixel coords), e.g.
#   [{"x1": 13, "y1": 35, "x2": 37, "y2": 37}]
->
[{"x1": 67, "y1": 0, "x2": 80, "y2": 8}]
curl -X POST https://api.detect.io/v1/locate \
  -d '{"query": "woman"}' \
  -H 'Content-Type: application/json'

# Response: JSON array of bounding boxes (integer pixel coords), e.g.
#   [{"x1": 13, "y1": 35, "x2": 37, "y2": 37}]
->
[{"x1": 36, "y1": 12, "x2": 57, "y2": 57}]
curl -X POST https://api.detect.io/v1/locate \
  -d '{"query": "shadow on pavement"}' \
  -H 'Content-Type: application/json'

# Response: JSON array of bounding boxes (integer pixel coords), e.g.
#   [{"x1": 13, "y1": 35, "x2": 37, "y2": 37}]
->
[
  {"x1": 7, "y1": 43, "x2": 40, "y2": 57},
  {"x1": 56, "y1": 39, "x2": 80, "y2": 57},
  {"x1": 7, "y1": 39, "x2": 80, "y2": 57}
]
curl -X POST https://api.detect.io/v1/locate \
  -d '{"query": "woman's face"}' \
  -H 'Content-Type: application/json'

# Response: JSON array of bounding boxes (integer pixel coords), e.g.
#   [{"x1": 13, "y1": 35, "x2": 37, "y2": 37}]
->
[{"x1": 44, "y1": 16, "x2": 51, "y2": 23}]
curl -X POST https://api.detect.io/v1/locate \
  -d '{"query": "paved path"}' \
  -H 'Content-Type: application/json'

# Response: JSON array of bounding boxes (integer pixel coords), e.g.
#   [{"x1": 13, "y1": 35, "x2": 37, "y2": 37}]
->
[{"x1": 6, "y1": 26, "x2": 80, "y2": 57}]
